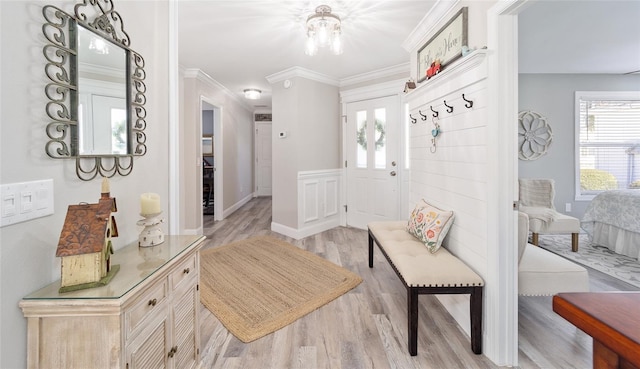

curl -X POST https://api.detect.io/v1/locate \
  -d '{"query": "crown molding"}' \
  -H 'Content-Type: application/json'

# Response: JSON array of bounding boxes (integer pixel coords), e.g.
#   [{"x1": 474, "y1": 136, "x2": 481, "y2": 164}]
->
[
  {"x1": 182, "y1": 67, "x2": 253, "y2": 111},
  {"x1": 402, "y1": 0, "x2": 460, "y2": 52},
  {"x1": 340, "y1": 78, "x2": 406, "y2": 104},
  {"x1": 265, "y1": 66, "x2": 340, "y2": 86},
  {"x1": 339, "y1": 63, "x2": 410, "y2": 87}
]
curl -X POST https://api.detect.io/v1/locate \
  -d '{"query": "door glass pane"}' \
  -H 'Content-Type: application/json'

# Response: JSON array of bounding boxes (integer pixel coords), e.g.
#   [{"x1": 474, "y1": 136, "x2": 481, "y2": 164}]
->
[
  {"x1": 374, "y1": 108, "x2": 386, "y2": 169},
  {"x1": 356, "y1": 110, "x2": 367, "y2": 168}
]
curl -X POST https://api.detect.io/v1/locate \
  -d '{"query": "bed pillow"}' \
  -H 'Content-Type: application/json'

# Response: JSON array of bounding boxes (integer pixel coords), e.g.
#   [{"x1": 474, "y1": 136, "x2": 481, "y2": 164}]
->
[{"x1": 406, "y1": 199, "x2": 455, "y2": 253}]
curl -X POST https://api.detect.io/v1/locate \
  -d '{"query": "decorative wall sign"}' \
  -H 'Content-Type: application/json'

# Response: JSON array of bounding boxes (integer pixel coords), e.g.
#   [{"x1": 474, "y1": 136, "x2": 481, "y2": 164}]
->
[
  {"x1": 417, "y1": 7, "x2": 468, "y2": 83},
  {"x1": 518, "y1": 110, "x2": 553, "y2": 160}
]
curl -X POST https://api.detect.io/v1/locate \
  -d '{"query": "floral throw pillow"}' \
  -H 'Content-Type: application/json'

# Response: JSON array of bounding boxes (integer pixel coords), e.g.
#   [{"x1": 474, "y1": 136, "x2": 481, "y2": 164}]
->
[{"x1": 406, "y1": 200, "x2": 455, "y2": 253}]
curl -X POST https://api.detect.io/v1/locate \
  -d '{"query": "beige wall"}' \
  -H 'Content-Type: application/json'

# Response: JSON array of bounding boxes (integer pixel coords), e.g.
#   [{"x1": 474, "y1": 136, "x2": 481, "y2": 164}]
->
[
  {"x1": 181, "y1": 71, "x2": 254, "y2": 232},
  {"x1": 0, "y1": 1, "x2": 170, "y2": 368},
  {"x1": 271, "y1": 77, "x2": 340, "y2": 229}
]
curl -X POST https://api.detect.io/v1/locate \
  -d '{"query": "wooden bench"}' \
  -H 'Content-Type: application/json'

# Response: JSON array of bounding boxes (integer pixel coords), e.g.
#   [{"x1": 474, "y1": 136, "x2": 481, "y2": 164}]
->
[{"x1": 367, "y1": 221, "x2": 484, "y2": 356}]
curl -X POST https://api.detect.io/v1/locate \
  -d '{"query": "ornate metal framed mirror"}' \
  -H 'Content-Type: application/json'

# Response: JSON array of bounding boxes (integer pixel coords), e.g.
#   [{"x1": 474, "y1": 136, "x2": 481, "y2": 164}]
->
[{"x1": 43, "y1": 0, "x2": 146, "y2": 180}]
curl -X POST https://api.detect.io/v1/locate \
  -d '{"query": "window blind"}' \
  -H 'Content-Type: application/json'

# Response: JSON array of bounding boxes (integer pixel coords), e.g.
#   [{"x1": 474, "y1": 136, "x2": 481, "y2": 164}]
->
[{"x1": 578, "y1": 98, "x2": 640, "y2": 195}]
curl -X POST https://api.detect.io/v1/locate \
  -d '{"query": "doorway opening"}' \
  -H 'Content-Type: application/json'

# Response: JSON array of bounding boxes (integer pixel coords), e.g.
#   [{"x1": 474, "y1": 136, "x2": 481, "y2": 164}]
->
[
  {"x1": 200, "y1": 98, "x2": 223, "y2": 225},
  {"x1": 202, "y1": 103, "x2": 215, "y2": 217}
]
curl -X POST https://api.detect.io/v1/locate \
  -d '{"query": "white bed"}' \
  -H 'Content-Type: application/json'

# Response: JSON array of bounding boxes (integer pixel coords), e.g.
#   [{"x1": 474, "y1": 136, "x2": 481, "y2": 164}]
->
[{"x1": 581, "y1": 190, "x2": 640, "y2": 260}]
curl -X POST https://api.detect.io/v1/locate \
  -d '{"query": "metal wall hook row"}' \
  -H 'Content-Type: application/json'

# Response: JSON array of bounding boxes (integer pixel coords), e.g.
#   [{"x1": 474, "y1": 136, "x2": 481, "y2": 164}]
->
[
  {"x1": 462, "y1": 93, "x2": 474, "y2": 108},
  {"x1": 430, "y1": 105, "x2": 439, "y2": 118},
  {"x1": 418, "y1": 110, "x2": 428, "y2": 121},
  {"x1": 443, "y1": 100, "x2": 454, "y2": 113},
  {"x1": 409, "y1": 114, "x2": 417, "y2": 124}
]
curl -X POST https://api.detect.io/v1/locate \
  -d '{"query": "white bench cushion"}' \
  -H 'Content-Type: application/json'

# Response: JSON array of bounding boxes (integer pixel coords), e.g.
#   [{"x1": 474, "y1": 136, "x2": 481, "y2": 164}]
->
[
  {"x1": 518, "y1": 243, "x2": 589, "y2": 296},
  {"x1": 368, "y1": 221, "x2": 484, "y2": 288}
]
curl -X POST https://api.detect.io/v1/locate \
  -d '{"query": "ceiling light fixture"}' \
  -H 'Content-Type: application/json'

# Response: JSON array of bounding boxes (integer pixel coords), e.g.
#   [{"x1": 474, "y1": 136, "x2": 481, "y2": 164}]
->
[
  {"x1": 244, "y1": 89, "x2": 261, "y2": 100},
  {"x1": 305, "y1": 5, "x2": 343, "y2": 56}
]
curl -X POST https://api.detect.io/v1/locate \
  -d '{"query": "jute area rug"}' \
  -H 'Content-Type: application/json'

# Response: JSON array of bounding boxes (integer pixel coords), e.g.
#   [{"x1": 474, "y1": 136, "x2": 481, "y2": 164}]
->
[
  {"x1": 199, "y1": 235, "x2": 363, "y2": 343},
  {"x1": 537, "y1": 233, "x2": 640, "y2": 288}
]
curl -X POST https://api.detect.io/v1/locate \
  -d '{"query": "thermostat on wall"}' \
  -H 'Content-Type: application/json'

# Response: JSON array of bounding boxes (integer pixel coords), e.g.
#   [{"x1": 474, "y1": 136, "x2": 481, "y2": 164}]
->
[{"x1": 278, "y1": 131, "x2": 287, "y2": 138}]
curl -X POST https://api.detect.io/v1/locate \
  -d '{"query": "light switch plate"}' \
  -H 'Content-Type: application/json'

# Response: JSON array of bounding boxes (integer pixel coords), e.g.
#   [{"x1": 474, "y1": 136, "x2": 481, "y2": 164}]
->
[{"x1": 0, "y1": 179, "x2": 54, "y2": 227}]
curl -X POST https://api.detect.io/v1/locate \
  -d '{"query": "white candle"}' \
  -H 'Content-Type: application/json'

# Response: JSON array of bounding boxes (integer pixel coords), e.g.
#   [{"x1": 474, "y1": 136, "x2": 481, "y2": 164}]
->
[
  {"x1": 101, "y1": 177, "x2": 110, "y2": 193},
  {"x1": 140, "y1": 193, "x2": 161, "y2": 215}
]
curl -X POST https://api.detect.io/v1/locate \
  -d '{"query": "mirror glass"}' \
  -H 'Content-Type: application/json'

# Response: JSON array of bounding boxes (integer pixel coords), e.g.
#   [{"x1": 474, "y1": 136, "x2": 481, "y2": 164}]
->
[{"x1": 77, "y1": 24, "x2": 128, "y2": 155}]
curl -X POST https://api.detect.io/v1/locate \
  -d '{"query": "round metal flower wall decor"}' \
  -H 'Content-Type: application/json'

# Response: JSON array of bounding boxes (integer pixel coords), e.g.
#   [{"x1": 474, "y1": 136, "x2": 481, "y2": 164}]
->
[{"x1": 518, "y1": 110, "x2": 553, "y2": 160}]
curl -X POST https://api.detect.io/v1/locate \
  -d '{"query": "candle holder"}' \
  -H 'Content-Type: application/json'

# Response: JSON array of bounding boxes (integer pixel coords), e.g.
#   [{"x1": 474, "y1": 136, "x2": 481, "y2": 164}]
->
[{"x1": 137, "y1": 212, "x2": 165, "y2": 247}]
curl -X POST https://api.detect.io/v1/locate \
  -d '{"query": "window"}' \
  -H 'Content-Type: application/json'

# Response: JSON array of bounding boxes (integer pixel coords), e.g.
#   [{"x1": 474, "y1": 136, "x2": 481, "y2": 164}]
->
[
  {"x1": 575, "y1": 91, "x2": 640, "y2": 200},
  {"x1": 356, "y1": 110, "x2": 367, "y2": 168},
  {"x1": 373, "y1": 108, "x2": 386, "y2": 169}
]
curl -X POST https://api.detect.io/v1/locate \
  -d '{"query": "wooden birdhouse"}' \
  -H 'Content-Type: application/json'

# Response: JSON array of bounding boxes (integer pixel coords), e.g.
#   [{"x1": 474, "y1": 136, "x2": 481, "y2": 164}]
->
[{"x1": 56, "y1": 179, "x2": 120, "y2": 293}]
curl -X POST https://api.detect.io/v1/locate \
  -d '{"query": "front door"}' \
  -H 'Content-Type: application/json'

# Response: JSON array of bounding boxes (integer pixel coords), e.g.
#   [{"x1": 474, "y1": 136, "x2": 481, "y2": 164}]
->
[{"x1": 346, "y1": 95, "x2": 400, "y2": 229}]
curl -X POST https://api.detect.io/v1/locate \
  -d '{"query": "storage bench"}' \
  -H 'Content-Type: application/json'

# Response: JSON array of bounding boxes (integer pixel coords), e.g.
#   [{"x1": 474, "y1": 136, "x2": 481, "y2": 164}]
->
[{"x1": 367, "y1": 220, "x2": 484, "y2": 356}]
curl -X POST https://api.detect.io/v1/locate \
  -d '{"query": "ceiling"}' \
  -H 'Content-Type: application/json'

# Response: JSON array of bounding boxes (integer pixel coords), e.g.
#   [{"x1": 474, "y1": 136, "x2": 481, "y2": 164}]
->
[
  {"x1": 177, "y1": 1, "x2": 640, "y2": 110},
  {"x1": 178, "y1": 1, "x2": 435, "y2": 109}
]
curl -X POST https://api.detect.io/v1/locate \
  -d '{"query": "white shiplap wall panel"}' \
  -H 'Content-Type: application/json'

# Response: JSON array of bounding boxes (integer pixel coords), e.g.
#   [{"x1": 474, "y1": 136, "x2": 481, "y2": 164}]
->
[{"x1": 405, "y1": 51, "x2": 489, "y2": 280}]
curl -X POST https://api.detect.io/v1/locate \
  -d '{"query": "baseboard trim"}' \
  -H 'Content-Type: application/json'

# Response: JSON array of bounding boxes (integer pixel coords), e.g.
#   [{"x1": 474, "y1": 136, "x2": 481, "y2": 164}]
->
[
  {"x1": 183, "y1": 227, "x2": 201, "y2": 236},
  {"x1": 223, "y1": 194, "x2": 253, "y2": 219},
  {"x1": 271, "y1": 218, "x2": 340, "y2": 240}
]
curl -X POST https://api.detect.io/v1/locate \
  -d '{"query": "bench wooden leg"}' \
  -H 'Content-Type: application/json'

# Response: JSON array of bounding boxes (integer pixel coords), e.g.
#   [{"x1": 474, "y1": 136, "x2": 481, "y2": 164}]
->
[
  {"x1": 407, "y1": 288, "x2": 418, "y2": 356},
  {"x1": 532, "y1": 232, "x2": 539, "y2": 246},
  {"x1": 571, "y1": 233, "x2": 579, "y2": 252},
  {"x1": 470, "y1": 287, "x2": 483, "y2": 355},
  {"x1": 368, "y1": 232, "x2": 374, "y2": 268}
]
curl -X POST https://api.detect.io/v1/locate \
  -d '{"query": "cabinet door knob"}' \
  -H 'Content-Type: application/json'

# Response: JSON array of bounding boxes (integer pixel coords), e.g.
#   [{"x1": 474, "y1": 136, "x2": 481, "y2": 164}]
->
[
  {"x1": 167, "y1": 346, "x2": 178, "y2": 358},
  {"x1": 148, "y1": 298, "x2": 157, "y2": 306},
  {"x1": 183, "y1": 268, "x2": 190, "y2": 274}
]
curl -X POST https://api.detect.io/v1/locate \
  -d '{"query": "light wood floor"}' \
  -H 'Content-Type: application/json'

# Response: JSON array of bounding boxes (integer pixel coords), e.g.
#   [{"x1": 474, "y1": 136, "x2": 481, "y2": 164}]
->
[{"x1": 198, "y1": 197, "x2": 639, "y2": 369}]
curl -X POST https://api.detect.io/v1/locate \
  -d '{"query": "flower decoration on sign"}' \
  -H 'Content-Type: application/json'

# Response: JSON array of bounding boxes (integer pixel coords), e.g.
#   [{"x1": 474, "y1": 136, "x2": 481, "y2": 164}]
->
[{"x1": 518, "y1": 110, "x2": 553, "y2": 160}]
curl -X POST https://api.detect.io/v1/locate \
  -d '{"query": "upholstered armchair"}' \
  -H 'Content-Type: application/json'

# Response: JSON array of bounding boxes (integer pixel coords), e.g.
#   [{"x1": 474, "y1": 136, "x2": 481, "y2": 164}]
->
[{"x1": 518, "y1": 178, "x2": 580, "y2": 252}]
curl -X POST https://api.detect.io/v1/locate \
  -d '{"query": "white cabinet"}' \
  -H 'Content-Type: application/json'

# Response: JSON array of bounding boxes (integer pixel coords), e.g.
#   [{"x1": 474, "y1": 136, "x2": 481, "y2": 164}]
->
[{"x1": 20, "y1": 235, "x2": 205, "y2": 369}]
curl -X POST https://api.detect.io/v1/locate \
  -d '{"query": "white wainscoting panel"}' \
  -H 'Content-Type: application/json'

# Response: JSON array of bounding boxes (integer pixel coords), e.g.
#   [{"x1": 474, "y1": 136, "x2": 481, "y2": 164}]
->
[{"x1": 296, "y1": 169, "x2": 342, "y2": 239}]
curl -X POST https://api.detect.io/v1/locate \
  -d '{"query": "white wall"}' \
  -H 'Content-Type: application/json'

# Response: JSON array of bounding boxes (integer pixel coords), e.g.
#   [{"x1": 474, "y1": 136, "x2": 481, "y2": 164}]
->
[
  {"x1": 0, "y1": 1, "x2": 170, "y2": 368},
  {"x1": 404, "y1": 1, "x2": 521, "y2": 365},
  {"x1": 181, "y1": 70, "x2": 254, "y2": 232},
  {"x1": 519, "y1": 73, "x2": 640, "y2": 219},
  {"x1": 406, "y1": 49, "x2": 490, "y2": 352}
]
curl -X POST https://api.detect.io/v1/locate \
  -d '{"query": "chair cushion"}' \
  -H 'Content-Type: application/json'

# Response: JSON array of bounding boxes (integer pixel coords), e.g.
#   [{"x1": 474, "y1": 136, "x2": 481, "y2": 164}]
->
[
  {"x1": 406, "y1": 200, "x2": 454, "y2": 253},
  {"x1": 529, "y1": 212, "x2": 580, "y2": 234},
  {"x1": 518, "y1": 244, "x2": 589, "y2": 296}
]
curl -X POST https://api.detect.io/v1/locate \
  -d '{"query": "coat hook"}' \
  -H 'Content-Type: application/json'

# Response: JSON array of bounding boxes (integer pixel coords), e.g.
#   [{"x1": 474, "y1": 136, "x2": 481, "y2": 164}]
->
[
  {"x1": 409, "y1": 114, "x2": 417, "y2": 124},
  {"x1": 443, "y1": 100, "x2": 454, "y2": 113},
  {"x1": 418, "y1": 110, "x2": 427, "y2": 121},
  {"x1": 462, "y1": 94, "x2": 474, "y2": 109},
  {"x1": 430, "y1": 105, "x2": 439, "y2": 118},
  {"x1": 430, "y1": 116, "x2": 440, "y2": 153}
]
